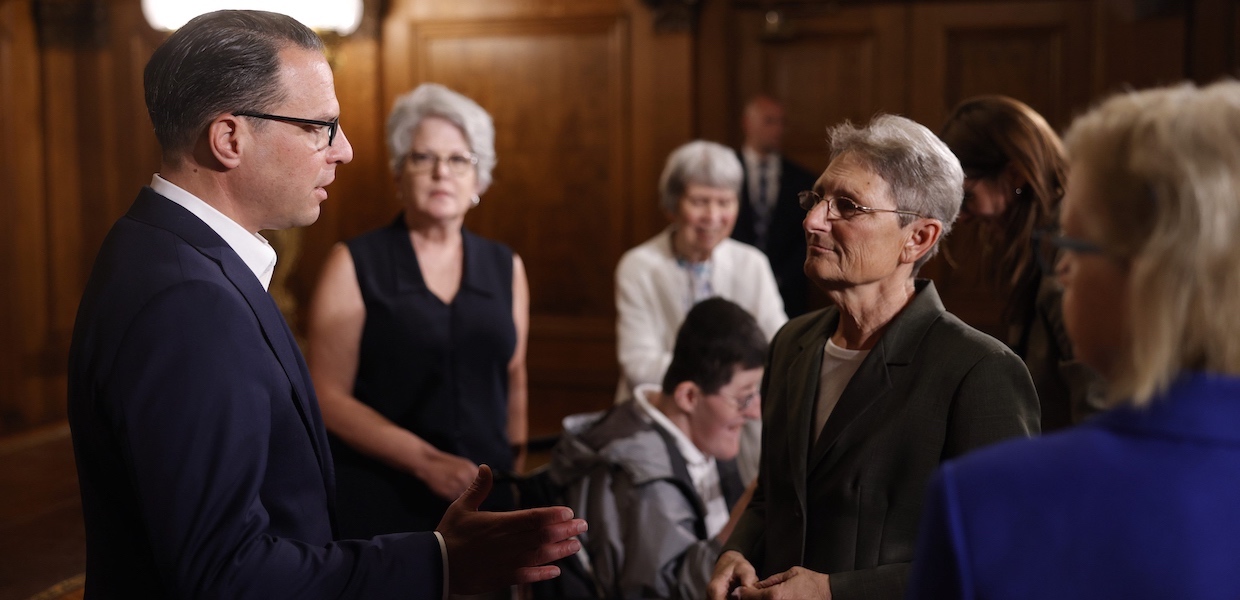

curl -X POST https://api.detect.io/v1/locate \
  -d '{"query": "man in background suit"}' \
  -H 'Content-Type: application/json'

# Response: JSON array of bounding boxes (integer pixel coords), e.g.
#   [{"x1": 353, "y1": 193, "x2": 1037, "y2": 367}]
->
[
  {"x1": 67, "y1": 10, "x2": 583, "y2": 598},
  {"x1": 732, "y1": 96, "x2": 820, "y2": 317},
  {"x1": 707, "y1": 114, "x2": 1039, "y2": 600}
]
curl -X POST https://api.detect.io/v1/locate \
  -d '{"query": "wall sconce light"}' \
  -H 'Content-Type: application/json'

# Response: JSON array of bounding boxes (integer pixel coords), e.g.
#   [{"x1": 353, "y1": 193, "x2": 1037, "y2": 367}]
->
[{"x1": 140, "y1": 0, "x2": 363, "y2": 36}]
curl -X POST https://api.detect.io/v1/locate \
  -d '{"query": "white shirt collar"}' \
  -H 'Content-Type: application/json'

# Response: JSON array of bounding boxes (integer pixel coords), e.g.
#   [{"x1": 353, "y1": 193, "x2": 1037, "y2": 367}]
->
[
  {"x1": 151, "y1": 174, "x2": 278, "y2": 290},
  {"x1": 634, "y1": 383, "x2": 712, "y2": 468}
]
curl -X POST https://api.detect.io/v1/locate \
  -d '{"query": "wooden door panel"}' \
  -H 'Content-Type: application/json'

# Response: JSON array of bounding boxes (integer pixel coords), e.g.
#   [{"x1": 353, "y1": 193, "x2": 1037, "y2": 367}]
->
[
  {"x1": 397, "y1": 18, "x2": 629, "y2": 319},
  {"x1": 909, "y1": 1, "x2": 1092, "y2": 130},
  {"x1": 735, "y1": 5, "x2": 907, "y2": 171}
]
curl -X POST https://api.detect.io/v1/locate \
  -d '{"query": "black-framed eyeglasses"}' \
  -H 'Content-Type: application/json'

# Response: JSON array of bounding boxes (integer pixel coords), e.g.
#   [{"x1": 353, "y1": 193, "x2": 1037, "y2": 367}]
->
[
  {"x1": 1031, "y1": 227, "x2": 1106, "y2": 275},
  {"x1": 407, "y1": 151, "x2": 479, "y2": 176},
  {"x1": 798, "y1": 190, "x2": 926, "y2": 220},
  {"x1": 234, "y1": 112, "x2": 339, "y2": 148}
]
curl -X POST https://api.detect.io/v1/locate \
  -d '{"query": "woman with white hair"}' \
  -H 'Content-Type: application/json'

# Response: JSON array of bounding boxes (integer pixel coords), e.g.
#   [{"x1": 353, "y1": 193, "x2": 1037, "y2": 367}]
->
[
  {"x1": 306, "y1": 83, "x2": 527, "y2": 537},
  {"x1": 908, "y1": 80, "x2": 1240, "y2": 599},
  {"x1": 615, "y1": 140, "x2": 787, "y2": 484}
]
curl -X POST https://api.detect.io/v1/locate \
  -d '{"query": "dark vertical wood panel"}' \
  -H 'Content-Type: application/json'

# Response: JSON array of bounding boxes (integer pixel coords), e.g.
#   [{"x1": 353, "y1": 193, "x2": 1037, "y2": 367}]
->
[
  {"x1": 908, "y1": 1, "x2": 1092, "y2": 130},
  {"x1": 696, "y1": 0, "x2": 736, "y2": 145},
  {"x1": 1092, "y1": 0, "x2": 1186, "y2": 99},
  {"x1": 0, "y1": 0, "x2": 51, "y2": 432},
  {"x1": 1188, "y1": 0, "x2": 1235, "y2": 81},
  {"x1": 732, "y1": 5, "x2": 906, "y2": 174},
  {"x1": 626, "y1": 0, "x2": 694, "y2": 244},
  {"x1": 408, "y1": 19, "x2": 628, "y2": 318}
]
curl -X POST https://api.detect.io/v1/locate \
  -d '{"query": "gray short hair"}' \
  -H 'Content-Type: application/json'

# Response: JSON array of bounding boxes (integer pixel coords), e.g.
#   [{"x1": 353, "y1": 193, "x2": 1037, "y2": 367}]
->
[
  {"x1": 826, "y1": 114, "x2": 964, "y2": 269},
  {"x1": 658, "y1": 140, "x2": 743, "y2": 212},
  {"x1": 1063, "y1": 80, "x2": 1240, "y2": 407},
  {"x1": 387, "y1": 83, "x2": 496, "y2": 193}
]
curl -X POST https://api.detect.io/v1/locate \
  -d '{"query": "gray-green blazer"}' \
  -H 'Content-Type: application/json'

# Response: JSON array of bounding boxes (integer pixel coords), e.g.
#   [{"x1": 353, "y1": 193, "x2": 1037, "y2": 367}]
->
[{"x1": 724, "y1": 280, "x2": 1040, "y2": 600}]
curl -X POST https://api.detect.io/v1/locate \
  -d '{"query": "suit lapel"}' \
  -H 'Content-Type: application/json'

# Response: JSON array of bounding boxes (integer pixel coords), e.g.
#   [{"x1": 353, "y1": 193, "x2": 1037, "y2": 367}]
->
[
  {"x1": 128, "y1": 189, "x2": 336, "y2": 499},
  {"x1": 783, "y1": 311, "x2": 835, "y2": 508},
  {"x1": 808, "y1": 344, "x2": 892, "y2": 472},
  {"x1": 806, "y1": 280, "x2": 944, "y2": 475}
]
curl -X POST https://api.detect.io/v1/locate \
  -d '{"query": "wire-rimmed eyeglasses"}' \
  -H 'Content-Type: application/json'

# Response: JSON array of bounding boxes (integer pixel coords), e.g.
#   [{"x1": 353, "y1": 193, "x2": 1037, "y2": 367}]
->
[
  {"x1": 1031, "y1": 227, "x2": 1107, "y2": 274},
  {"x1": 797, "y1": 190, "x2": 927, "y2": 220},
  {"x1": 718, "y1": 390, "x2": 759, "y2": 412},
  {"x1": 234, "y1": 112, "x2": 340, "y2": 148},
  {"x1": 407, "y1": 151, "x2": 479, "y2": 177}
]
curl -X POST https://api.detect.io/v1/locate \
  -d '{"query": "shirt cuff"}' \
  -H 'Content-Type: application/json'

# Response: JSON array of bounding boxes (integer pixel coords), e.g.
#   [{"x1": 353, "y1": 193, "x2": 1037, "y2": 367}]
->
[{"x1": 434, "y1": 530, "x2": 449, "y2": 600}]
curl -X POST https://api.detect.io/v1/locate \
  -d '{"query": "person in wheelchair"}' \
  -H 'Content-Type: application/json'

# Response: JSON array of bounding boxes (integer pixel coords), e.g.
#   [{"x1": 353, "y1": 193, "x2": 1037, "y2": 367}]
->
[{"x1": 544, "y1": 297, "x2": 765, "y2": 599}]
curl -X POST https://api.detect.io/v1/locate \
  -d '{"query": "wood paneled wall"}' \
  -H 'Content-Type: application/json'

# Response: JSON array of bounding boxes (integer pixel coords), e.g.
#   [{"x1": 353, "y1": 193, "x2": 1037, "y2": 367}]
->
[{"x1": 1, "y1": 0, "x2": 1237, "y2": 438}]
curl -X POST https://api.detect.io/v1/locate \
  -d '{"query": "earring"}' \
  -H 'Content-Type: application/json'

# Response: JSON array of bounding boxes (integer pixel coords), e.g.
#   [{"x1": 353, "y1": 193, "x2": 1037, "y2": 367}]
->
[
  {"x1": 471, "y1": 194, "x2": 481, "y2": 207},
  {"x1": 1014, "y1": 187, "x2": 1024, "y2": 195}
]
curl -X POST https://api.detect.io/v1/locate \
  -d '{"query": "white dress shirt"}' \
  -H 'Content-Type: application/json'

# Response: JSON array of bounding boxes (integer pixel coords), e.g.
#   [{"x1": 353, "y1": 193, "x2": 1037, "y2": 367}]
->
[{"x1": 151, "y1": 175, "x2": 277, "y2": 290}]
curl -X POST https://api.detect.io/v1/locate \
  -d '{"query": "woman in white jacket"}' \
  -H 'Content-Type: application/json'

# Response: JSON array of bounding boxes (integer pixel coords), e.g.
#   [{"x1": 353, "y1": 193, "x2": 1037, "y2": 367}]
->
[{"x1": 615, "y1": 140, "x2": 787, "y2": 484}]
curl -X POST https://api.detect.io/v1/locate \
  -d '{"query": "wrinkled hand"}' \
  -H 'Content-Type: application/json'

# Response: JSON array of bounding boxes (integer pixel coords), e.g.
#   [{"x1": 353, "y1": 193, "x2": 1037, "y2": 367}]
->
[
  {"x1": 737, "y1": 567, "x2": 831, "y2": 600},
  {"x1": 437, "y1": 465, "x2": 587, "y2": 595},
  {"x1": 417, "y1": 449, "x2": 478, "y2": 501},
  {"x1": 708, "y1": 550, "x2": 759, "y2": 600}
]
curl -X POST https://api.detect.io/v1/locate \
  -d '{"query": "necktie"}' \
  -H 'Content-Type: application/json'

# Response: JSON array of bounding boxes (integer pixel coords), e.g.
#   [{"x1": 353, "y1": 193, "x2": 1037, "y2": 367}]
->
[
  {"x1": 754, "y1": 158, "x2": 772, "y2": 249},
  {"x1": 757, "y1": 158, "x2": 770, "y2": 213}
]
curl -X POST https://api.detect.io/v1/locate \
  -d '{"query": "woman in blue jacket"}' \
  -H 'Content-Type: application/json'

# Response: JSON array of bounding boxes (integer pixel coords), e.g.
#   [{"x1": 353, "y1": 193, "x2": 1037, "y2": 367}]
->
[{"x1": 908, "y1": 80, "x2": 1240, "y2": 600}]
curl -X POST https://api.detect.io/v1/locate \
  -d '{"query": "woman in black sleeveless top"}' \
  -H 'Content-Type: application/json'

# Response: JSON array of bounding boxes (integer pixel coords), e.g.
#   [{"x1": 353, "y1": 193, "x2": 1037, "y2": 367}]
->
[{"x1": 306, "y1": 83, "x2": 528, "y2": 536}]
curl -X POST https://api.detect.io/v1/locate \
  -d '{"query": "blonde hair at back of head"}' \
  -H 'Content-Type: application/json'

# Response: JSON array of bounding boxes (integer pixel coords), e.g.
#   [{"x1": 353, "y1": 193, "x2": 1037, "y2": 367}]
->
[{"x1": 1063, "y1": 80, "x2": 1240, "y2": 406}]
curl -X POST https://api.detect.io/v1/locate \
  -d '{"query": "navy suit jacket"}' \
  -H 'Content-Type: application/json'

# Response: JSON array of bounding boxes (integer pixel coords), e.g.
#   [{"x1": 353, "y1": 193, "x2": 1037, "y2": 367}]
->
[
  {"x1": 731, "y1": 151, "x2": 819, "y2": 317},
  {"x1": 68, "y1": 188, "x2": 442, "y2": 599},
  {"x1": 908, "y1": 372, "x2": 1240, "y2": 600}
]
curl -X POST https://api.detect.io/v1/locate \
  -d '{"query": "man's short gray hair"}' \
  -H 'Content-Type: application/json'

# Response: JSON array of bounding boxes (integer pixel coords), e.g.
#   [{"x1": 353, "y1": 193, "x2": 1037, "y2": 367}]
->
[
  {"x1": 826, "y1": 114, "x2": 964, "y2": 268},
  {"x1": 658, "y1": 140, "x2": 744, "y2": 212},
  {"x1": 386, "y1": 83, "x2": 496, "y2": 193}
]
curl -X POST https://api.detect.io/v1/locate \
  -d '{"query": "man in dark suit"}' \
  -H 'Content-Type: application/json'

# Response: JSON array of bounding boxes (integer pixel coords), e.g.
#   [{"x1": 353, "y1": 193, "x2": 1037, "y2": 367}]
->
[
  {"x1": 732, "y1": 96, "x2": 820, "y2": 317},
  {"x1": 67, "y1": 10, "x2": 583, "y2": 598},
  {"x1": 707, "y1": 114, "x2": 1040, "y2": 600}
]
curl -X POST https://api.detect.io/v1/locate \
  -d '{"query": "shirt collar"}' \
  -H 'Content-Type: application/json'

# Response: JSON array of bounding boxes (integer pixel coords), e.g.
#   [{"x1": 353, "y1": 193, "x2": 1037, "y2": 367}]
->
[
  {"x1": 151, "y1": 174, "x2": 278, "y2": 290},
  {"x1": 742, "y1": 146, "x2": 778, "y2": 169},
  {"x1": 634, "y1": 383, "x2": 712, "y2": 467}
]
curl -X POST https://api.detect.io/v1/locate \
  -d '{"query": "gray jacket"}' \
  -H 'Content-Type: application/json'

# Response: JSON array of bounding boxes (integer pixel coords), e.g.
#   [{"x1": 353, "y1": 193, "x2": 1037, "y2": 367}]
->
[{"x1": 548, "y1": 401, "x2": 744, "y2": 599}]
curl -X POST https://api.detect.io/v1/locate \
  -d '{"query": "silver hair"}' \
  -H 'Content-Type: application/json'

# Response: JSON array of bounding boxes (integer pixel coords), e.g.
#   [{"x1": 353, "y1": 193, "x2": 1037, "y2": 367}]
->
[
  {"x1": 658, "y1": 140, "x2": 744, "y2": 212},
  {"x1": 386, "y1": 83, "x2": 496, "y2": 193},
  {"x1": 826, "y1": 114, "x2": 964, "y2": 268}
]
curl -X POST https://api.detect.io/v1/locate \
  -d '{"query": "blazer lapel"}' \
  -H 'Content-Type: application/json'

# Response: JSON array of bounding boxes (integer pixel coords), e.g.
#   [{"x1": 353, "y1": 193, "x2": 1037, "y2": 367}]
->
[
  {"x1": 128, "y1": 189, "x2": 335, "y2": 495},
  {"x1": 782, "y1": 311, "x2": 835, "y2": 507},
  {"x1": 806, "y1": 280, "x2": 943, "y2": 474},
  {"x1": 808, "y1": 344, "x2": 893, "y2": 472}
]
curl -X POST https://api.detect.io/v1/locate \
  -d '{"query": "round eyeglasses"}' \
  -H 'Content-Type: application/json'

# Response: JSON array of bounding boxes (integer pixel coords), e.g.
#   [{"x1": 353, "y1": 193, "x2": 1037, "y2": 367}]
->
[
  {"x1": 797, "y1": 190, "x2": 926, "y2": 220},
  {"x1": 407, "y1": 151, "x2": 479, "y2": 176}
]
